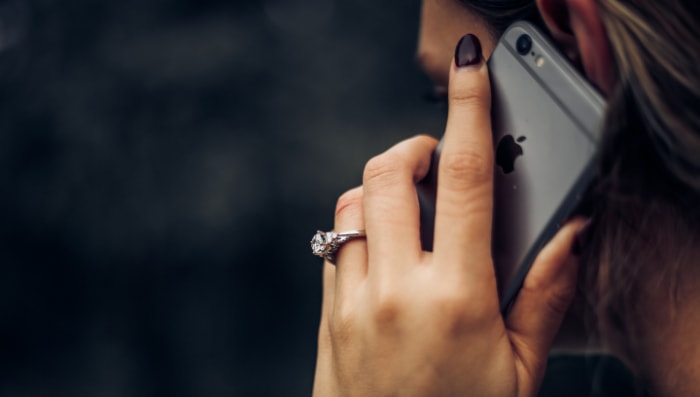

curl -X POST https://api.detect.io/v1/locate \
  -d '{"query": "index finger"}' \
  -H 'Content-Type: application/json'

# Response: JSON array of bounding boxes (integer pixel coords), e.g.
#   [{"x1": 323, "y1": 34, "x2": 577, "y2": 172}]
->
[{"x1": 433, "y1": 34, "x2": 494, "y2": 277}]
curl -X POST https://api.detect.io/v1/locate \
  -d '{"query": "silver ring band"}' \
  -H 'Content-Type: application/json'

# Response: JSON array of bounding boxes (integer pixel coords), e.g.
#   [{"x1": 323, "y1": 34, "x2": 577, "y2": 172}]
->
[{"x1": 310, "y1": 229, "x2": 366, "y2": 264}]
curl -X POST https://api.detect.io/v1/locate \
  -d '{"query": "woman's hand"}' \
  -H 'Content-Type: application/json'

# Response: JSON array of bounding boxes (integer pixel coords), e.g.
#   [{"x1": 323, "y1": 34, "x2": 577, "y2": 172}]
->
[{"x1": 313, "y1": 34, "x2": 586, "y2": 397}]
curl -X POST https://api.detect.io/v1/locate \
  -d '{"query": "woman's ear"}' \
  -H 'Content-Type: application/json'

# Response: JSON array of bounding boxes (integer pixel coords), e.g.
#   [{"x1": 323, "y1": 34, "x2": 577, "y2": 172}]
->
[{"x1": 537, "y1": 0, "x2": 616, "y2": 95}]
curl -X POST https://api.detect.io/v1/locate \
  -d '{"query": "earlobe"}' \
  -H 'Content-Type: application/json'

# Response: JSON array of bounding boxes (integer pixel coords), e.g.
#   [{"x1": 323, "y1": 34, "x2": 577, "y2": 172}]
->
[{"x1": 537, "y1": 0, "x2": 616, "y2": 95}]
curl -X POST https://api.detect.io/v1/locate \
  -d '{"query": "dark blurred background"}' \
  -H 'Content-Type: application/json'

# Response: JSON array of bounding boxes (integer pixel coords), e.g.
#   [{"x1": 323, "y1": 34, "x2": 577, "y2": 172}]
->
[{"x1": 0, "y1": 0, "x2": 444, "y2": 395}]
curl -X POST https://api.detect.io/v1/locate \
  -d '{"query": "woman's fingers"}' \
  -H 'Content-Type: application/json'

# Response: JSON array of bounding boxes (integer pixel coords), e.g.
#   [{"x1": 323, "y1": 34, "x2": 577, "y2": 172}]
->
[
  {"x1": 433, "y1": 34, "x2": 494, "y2": 278},
  {"x1": 333, "y1": 186, "x2": 368, "y2": 300},
  {"x1": 505, "y1": 218, "x2": 587, "y2": 383},
  {"x1": 362, "y1": 134, "x2": 438, "y2": 277}
]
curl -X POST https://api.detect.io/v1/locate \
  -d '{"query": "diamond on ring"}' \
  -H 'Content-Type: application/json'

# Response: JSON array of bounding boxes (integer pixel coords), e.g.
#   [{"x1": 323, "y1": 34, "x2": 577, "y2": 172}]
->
[
  {"x1": 311, "y1": 231, "x2": 332, "y2": 257},
  {"x1": 310, "y1": 230, "x2": 366, "y2": 264}
]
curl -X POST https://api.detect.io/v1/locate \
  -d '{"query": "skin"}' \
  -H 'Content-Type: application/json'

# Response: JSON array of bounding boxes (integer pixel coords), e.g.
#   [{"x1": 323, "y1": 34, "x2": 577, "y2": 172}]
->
[
  {"x1": 314, "y1": 54, "x2": 587, "y2": 397},
  {"x1": 312, "y1": 0, "x2": 694, "y2": 395}
]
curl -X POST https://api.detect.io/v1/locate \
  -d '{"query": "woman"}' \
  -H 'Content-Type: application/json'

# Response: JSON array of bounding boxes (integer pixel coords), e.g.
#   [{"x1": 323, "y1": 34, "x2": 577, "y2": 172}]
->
[{"x1": 313, "y1": 0, "x2": 700, "y2": 396}]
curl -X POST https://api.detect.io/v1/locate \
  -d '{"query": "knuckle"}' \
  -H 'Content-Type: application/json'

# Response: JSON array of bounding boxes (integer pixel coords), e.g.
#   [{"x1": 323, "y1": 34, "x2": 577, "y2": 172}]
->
[
  {"x1": 411, "y1": 133, "x2": 440, "y2": 147},
  {"x1": 521, "y1": 280, "x2": 576, "y2": 318},
  {"x1": 335, "y1": 188, "x2": 363, "y2": 220},
  {"x1": 432, "y1": 283, "x2": 499, "y2": 337},
  {"x1": 440, "y1": 150, "x2": 492, "y2": 189},
  {"x1": 433, "y1": 292, "x2": 475, "y2": 337},
  {"x1": 363, "y1": 152, "x2": 406, "y2": 188},
  {"x1": 373, "y1": 301, "x2": 401, "y2": 331},
  {"x1": 544, "y1": 284, "x2": 577, "y2": 317},
  {"x1": 371, "y1": 286, "x2": 404, "y2": 331},
  {"x1": 450, "y1": 83, "x2": 490, "y2": 111}
]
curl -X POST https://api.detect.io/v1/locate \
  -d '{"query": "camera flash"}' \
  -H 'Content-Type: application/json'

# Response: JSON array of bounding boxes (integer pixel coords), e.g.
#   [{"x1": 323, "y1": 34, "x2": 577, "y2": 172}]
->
[{"x1": 535, "y1": 55, "x2": 545, "y2": 67}]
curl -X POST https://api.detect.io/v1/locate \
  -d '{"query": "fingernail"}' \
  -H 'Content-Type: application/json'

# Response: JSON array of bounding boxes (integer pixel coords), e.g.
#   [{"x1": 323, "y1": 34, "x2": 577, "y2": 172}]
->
[
  {"x1": 455, "y1": 34, "x2": 483, "y2": 68},
  {"x1": 572, "y1": 219, "x2": 592, "y2": 257}
]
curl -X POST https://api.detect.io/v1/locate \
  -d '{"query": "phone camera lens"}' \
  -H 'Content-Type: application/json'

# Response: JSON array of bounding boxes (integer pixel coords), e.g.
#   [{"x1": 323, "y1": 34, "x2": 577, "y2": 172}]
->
[{"x1": 516, "y1": 34, "x2": 532, "y2": 55}]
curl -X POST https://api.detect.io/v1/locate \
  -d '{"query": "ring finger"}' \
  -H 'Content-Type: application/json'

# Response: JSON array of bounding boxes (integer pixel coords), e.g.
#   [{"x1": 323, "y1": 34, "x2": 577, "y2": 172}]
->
[{"x1": 333, "y1": 186, "x2": 368, "y2": 301}]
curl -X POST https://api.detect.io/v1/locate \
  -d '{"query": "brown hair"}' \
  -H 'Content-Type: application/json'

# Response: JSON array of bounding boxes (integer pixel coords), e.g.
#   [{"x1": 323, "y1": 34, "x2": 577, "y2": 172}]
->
[
  {"x1": 459, "y1": 0, "x2": 700, "y2": 387},
  {"x1": 458, "y1": 0, "x2": 544, "y2": 36},
  {"x1": 581, "y1": 0, "x2": 700, "y2": 380}
]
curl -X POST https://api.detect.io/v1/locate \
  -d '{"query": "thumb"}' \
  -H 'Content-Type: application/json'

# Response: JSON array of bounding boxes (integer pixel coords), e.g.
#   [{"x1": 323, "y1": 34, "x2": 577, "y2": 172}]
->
[{"x1": 505, "y1": 218, "x2": 588, "y2": 378}]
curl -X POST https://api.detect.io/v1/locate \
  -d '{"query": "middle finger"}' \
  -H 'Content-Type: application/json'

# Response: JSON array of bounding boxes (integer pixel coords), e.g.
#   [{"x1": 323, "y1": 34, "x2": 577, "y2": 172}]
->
[{"x1": 362, "y1": 134, "x2": 438, "y2": 277}]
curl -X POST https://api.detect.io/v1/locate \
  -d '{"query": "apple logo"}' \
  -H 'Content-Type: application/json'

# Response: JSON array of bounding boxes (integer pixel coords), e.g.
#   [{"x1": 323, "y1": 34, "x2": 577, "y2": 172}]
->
[{"x1": 495, "y1": 135, "x2": 526, "y2": 174}]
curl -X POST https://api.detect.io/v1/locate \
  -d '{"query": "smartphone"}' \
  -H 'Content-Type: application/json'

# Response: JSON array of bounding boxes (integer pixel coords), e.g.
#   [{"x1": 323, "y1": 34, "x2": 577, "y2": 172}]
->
[{"x1": 417, "y1": 21, "x2": 605, "y2": 313}]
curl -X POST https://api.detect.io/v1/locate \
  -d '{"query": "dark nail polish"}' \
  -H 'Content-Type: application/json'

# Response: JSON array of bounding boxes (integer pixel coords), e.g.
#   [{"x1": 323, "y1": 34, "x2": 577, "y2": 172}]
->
[{"x1": 455, "y1": 34, "x2": 482, "y2": 68}]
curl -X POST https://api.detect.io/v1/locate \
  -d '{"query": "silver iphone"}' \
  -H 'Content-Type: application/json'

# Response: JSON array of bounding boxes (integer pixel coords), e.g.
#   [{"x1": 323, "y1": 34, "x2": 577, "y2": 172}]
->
[{"x1": 417, "y1": 21, "x2": 605, "y2": 313}]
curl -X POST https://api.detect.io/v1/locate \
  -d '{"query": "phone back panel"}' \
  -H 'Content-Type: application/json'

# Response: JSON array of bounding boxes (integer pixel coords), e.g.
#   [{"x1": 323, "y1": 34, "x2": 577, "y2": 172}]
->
[{"x1": 489, "y1": 22, "x2": 605, "y2": 311}]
